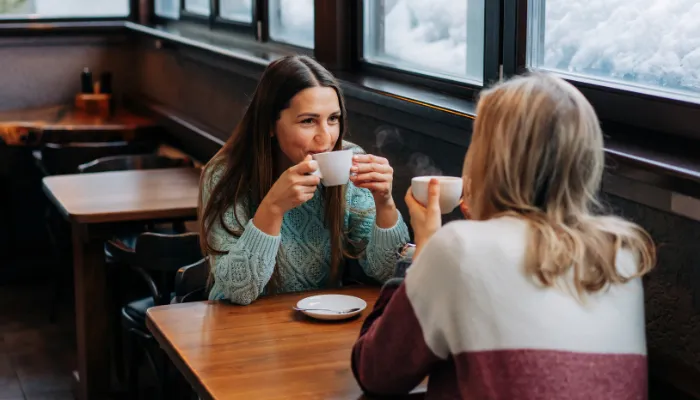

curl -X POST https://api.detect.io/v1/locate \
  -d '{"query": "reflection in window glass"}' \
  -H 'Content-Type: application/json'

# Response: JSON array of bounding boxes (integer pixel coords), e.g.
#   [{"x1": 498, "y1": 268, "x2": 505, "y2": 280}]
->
[
  {"x1": 185, "y1": 0, "x2": 210, "y2": 16},
  {"x1": 528, "y1": 0, "x2": 700, "y2": 99},
  {"x1": 363, "y1": 0, "x2": 484, "y2": 85},
  {"x1": 155, "y1": 0, "x2": 179, "y2": 19},
  {"x1": 220, "y1": 0, "x2": 253, "y2": 23},
  {"x1": 269, "y1": 0, "x2": 314, "y2": 49},
  {"x1": 0, "y1": 0, "x2": 129, "y2": 18}
]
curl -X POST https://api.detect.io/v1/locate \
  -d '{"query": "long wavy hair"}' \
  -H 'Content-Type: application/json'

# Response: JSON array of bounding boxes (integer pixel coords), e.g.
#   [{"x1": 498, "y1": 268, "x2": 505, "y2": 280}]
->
[
  {"x1": 199, "y1": 55, "x2": 349, "y2": 292},
  {"x1": 463, "y1": 73, "x2": 655, "y2": 297}
]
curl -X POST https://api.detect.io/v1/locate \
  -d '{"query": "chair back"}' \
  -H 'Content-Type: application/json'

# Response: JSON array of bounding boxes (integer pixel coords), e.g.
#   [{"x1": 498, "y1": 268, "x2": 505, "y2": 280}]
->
[
  {"x1": 78, "y1": 154, "x2": 194, "y2": 174},
  {"x1": 134, "y1": 232, "x2": 202, "y2": 305},
  {"x1": 173, "y1": 257, "x2": 210, "y2": 303},
  {"x1": 40, "y1": 141, "x2": 157, "y2": 175},
  {"x1": 41, "y1": 129, "x2": 138, "y2": 144}
]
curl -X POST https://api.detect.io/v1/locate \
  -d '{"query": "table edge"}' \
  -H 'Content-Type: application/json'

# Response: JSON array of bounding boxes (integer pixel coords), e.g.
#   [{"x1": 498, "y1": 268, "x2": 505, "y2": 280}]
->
[
  {"x1": 40, "y1": 168, "x2": 200, "y2": 224},
  {"x1": 41, "y1": 178, "x2": 72, "y2": 221},
  {"x1": 146, "y1": 312, "x2": 215, "y2": 400}
]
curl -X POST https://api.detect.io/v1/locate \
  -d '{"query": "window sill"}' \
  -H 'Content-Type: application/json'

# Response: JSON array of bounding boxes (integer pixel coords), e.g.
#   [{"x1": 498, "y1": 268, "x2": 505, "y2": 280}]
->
[
  {"x1": 0, "y1": 20, "x2": 125, "y2": 35},
  {"x1": 2, "y1": 20, "x2": 700, "y2": 200}
]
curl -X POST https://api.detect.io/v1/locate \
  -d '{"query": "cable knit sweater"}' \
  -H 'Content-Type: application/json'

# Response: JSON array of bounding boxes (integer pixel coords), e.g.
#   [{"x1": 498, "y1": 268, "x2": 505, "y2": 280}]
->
[
  {"x1": 202, "y1": 147, "x2": 410, "y2": 305},
  {"x1": 352, "y1": 217, "x2": 648, "y2": 399}
]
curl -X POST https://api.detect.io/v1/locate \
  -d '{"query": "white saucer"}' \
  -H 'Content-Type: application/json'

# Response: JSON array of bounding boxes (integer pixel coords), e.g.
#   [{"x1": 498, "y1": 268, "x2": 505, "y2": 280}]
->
[{"x1": 295, "y1": 294, "x2": 367, "y2": 321}]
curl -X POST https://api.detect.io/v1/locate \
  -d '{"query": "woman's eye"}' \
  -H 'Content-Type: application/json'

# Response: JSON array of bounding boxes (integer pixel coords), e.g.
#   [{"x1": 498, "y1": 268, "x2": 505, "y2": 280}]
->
[
  {"x1": 300, "y1": 118, "x2": 314, "y2": 125},
  {"x1": 329, "y1": 115, "x2": 340, "y2": 123}
]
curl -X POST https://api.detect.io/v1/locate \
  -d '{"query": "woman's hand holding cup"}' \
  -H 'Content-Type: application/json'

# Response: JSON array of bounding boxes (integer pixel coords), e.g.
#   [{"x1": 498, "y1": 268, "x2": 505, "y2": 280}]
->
[
  {"x1": 350, "y1": 153, "x2": 399, "y2": 228},
  {"x1": 262, "y1": 155, "x2": 321, "y2": 215},
  {"x1": 405, "y1": 178, "x2": 443, "y2": 257},
  {"x1": 254, "y1": 156, "x2": 320, "y2": 235},
  {"x1": 350, "y1": 154, "x2": 395, "y2": 206}
]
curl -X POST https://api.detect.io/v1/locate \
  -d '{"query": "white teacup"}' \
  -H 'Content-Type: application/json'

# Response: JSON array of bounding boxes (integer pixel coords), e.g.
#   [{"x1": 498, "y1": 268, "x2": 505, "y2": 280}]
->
[
  {"x1": 411, "y1": 176, "x2": 463, "y2": 214},
  {"x1": 311, "y1": 149, "x2": 353, "y2": 187}
]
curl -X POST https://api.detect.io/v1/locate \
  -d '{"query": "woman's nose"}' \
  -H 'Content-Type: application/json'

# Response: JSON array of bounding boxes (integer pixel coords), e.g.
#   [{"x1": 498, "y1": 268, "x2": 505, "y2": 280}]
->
[{"x1": 315, "y1": 123, "x2": 332, "y2": 144}]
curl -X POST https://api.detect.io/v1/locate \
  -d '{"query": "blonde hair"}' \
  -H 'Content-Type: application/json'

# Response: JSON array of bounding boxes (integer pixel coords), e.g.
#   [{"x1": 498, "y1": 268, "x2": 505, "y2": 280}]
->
[{"x1": 463, "y1": 73, "x2": 655, "y2": 296}]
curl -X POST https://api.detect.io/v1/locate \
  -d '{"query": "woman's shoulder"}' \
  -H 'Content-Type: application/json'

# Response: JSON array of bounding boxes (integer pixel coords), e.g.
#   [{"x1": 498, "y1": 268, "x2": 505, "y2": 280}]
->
[
  {"x1": 441, "y1": 217, "x2": 528, "y2": 240},
  {"x1": 201, "y1": 155, "x2": 232, "y2": 197},
  {"x1": 426, "y1": 217, "x2": 530, "y2": 264}
]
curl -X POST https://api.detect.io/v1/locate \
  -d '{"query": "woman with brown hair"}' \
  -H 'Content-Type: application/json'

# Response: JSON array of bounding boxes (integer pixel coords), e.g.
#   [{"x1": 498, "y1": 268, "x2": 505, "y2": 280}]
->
[
  {"x1": 199, "y1": 55, "x2": 409, "y2": 305},
  {"x1": 352, "y1": 73, "x2": 656, "y2": 399}
]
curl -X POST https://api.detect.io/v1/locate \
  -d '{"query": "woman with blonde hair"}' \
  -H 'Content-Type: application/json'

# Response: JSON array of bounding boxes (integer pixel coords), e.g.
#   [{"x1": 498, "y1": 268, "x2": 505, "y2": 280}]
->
[{"x1": 352, "y1": 73, "x2": 655, "y2": 399}]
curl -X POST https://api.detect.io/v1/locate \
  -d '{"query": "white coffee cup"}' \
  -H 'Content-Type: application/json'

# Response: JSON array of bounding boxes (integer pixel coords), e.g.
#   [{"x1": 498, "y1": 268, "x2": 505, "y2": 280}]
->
[
  {"x1": 411, "y1": 176, "x2": 463, "y2": 214},
  {"x1": 311, "y1": 149, "x2": 353, "y2": 187}
]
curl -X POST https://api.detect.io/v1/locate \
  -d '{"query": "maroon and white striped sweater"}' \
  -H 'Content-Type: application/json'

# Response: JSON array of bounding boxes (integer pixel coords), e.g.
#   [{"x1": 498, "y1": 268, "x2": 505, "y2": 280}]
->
[{"x1": 352, "y1": 217, "x2": 648, "y2": 399}]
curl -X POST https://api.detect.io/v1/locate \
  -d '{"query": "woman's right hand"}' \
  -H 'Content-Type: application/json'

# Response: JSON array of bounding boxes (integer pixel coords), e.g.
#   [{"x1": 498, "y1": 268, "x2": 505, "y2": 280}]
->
[
  {"x1": 259, "y1": 155, "x2": 321, "y2": 217},
  {"x1": 405, "y1": 178, "x2": 442, "y2": 258}
]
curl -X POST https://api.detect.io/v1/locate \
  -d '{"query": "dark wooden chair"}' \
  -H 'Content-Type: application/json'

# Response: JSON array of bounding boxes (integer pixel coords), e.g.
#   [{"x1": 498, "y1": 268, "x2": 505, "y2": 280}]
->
[
  {"x1": 78, "y1": 154, "x2": 193, "y2": 174},
  {"x1": 42, "y1": 142, "x2": 163, "y2": 323},
  {"x1": 37, "y1": 140, "x2": 158, "y2": 176},
  {"x1": 107, "y1": 232, "x2": 202, "y2": 400},
  {"x1": 173, "y1": 257, "x2": 210, "y2": 304}
]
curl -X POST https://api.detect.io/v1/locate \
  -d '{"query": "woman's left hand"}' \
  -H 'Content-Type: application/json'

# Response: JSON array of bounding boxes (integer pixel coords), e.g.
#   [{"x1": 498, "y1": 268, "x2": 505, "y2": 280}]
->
[{"x1": 350, "y1": 154, "x2": 395, "y2": 207}]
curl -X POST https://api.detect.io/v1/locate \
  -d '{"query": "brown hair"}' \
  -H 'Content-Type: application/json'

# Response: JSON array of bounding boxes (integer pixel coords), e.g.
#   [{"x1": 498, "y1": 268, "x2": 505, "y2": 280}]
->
[
  {"x1": 198, "y1": 55, "x2": 348, "y2": 292},
  {"x1": 463, "y1": 72, "x2": 655, "y2": 297}
]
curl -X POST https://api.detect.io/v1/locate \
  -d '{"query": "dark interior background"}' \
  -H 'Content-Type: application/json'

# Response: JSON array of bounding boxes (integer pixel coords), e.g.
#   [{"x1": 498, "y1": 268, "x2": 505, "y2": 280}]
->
[{"x1": 1, "y1": 31, "x2": 700, "y2": 396}]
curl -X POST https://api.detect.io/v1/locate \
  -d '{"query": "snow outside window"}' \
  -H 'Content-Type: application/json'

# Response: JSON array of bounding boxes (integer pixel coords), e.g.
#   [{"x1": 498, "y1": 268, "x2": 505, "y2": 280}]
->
[
  {"x1": 363, "y1": 0, "x2": 485, "y2": 85},
  {"x1": 0, "y1": 0, "x2": 129, "y2": 18},
  {"x1": 528, "y1": 0, "x2": 700, "y2": 101},
  {"x1": 185, "y1": 0, "x2": 210, "y2": 16},
  {"x1": 221, "y1": 0, "x2": 253, "y2": 23},
  {"x1": 155, "y1": 0, "x2": 179, "y2": 20},
  {"x1": 269, "y1": 0, "x2": 314, "y2": 49}
]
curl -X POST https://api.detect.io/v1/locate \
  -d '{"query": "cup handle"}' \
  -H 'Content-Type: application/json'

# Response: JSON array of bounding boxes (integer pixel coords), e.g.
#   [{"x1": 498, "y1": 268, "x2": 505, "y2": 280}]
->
[{"x1": 311, "y1": 169, "x2": 322, "y2": 179}]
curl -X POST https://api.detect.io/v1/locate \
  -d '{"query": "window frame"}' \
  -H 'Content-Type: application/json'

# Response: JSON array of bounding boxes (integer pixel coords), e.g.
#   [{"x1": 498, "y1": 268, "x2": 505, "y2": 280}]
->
[
  {"x1": 355, "y1": 0, "x2": 501, "y2": 102},
  {"x1": 503, "y1": 0, "x2": 700, "y2": 142}
]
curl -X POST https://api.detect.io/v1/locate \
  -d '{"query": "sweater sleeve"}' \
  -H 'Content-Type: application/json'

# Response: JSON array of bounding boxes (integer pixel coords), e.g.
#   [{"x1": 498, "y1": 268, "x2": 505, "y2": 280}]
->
[
  {"x1": 346, "y1": 182, "x2": 410, "y2": 283},
  {"x1": 352, "y1": 225, "x2": 462, "y2": 395},
  {"x1": 202, "y1": 166, "x2": 281, "y2": 305},
  {"x1": 351, "y1": 280, "x2": 442, "y2": 396}
]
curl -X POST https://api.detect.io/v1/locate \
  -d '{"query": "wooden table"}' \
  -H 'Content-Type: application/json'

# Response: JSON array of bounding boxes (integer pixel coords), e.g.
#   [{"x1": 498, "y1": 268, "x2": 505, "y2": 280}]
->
[
  {"x1": 0, "y1": 104, "x2": 157, "y2": 146},
  {"x1": 147, "y1": 287, "x2": 426, "y2": 399},
  {"x1": 42, "y1": 167, "x2": 201, "y2": 400}
]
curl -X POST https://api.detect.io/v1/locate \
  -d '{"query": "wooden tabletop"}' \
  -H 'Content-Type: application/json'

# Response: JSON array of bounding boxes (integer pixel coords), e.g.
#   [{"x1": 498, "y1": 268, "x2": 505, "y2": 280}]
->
[
  {"x1": 0, "y1": 104, "x2": 156, "y2": 145},
  {"x1": 0, "y1": 104, "x2": 155, "y2": 128},
  {"x1": 147, "y1": 287, "x2": 426, "y2": 399},
  {"x1": 42, "y1": 167, "x2": 201, "y2": 224}
]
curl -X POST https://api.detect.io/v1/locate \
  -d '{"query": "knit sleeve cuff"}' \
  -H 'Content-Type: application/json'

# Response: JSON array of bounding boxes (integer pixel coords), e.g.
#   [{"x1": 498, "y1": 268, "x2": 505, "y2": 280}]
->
[
  {"x1": 240, "y1": 219, "x2": 282, "y2": 258},
  {"x1": 372, "y1": 211, "x2": 410, "y2": 250}
]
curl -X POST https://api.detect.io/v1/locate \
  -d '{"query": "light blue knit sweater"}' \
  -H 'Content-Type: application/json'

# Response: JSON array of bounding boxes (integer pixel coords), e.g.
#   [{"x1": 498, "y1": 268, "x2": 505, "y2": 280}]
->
[{"x1": 203, "y1": 147, "x2": 410, "y2": 305}]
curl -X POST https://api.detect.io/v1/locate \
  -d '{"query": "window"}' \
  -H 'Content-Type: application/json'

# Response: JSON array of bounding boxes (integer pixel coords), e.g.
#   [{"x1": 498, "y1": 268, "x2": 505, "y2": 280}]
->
[
  {"x1": 185, "y1": 0, "x2": 210, "y2": 16},
  {"x1": 155, "y1": 0, "x2": 179, "y2": 20},
  {"x1": 363, "y1": 0, "x2": 485, "y2": 85},
  {"x1": 527, "y1": 0, "x2": 700, "y2": 101},
  {"x1": 0, "y1": 0, "x2": 129, "y2": 18},
  {"x1": 220, "y1": 0, "x2": 253, "y2": 23},
  {"x1": 268, "y1": 0, "x2": 314, "y2": 49}
]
